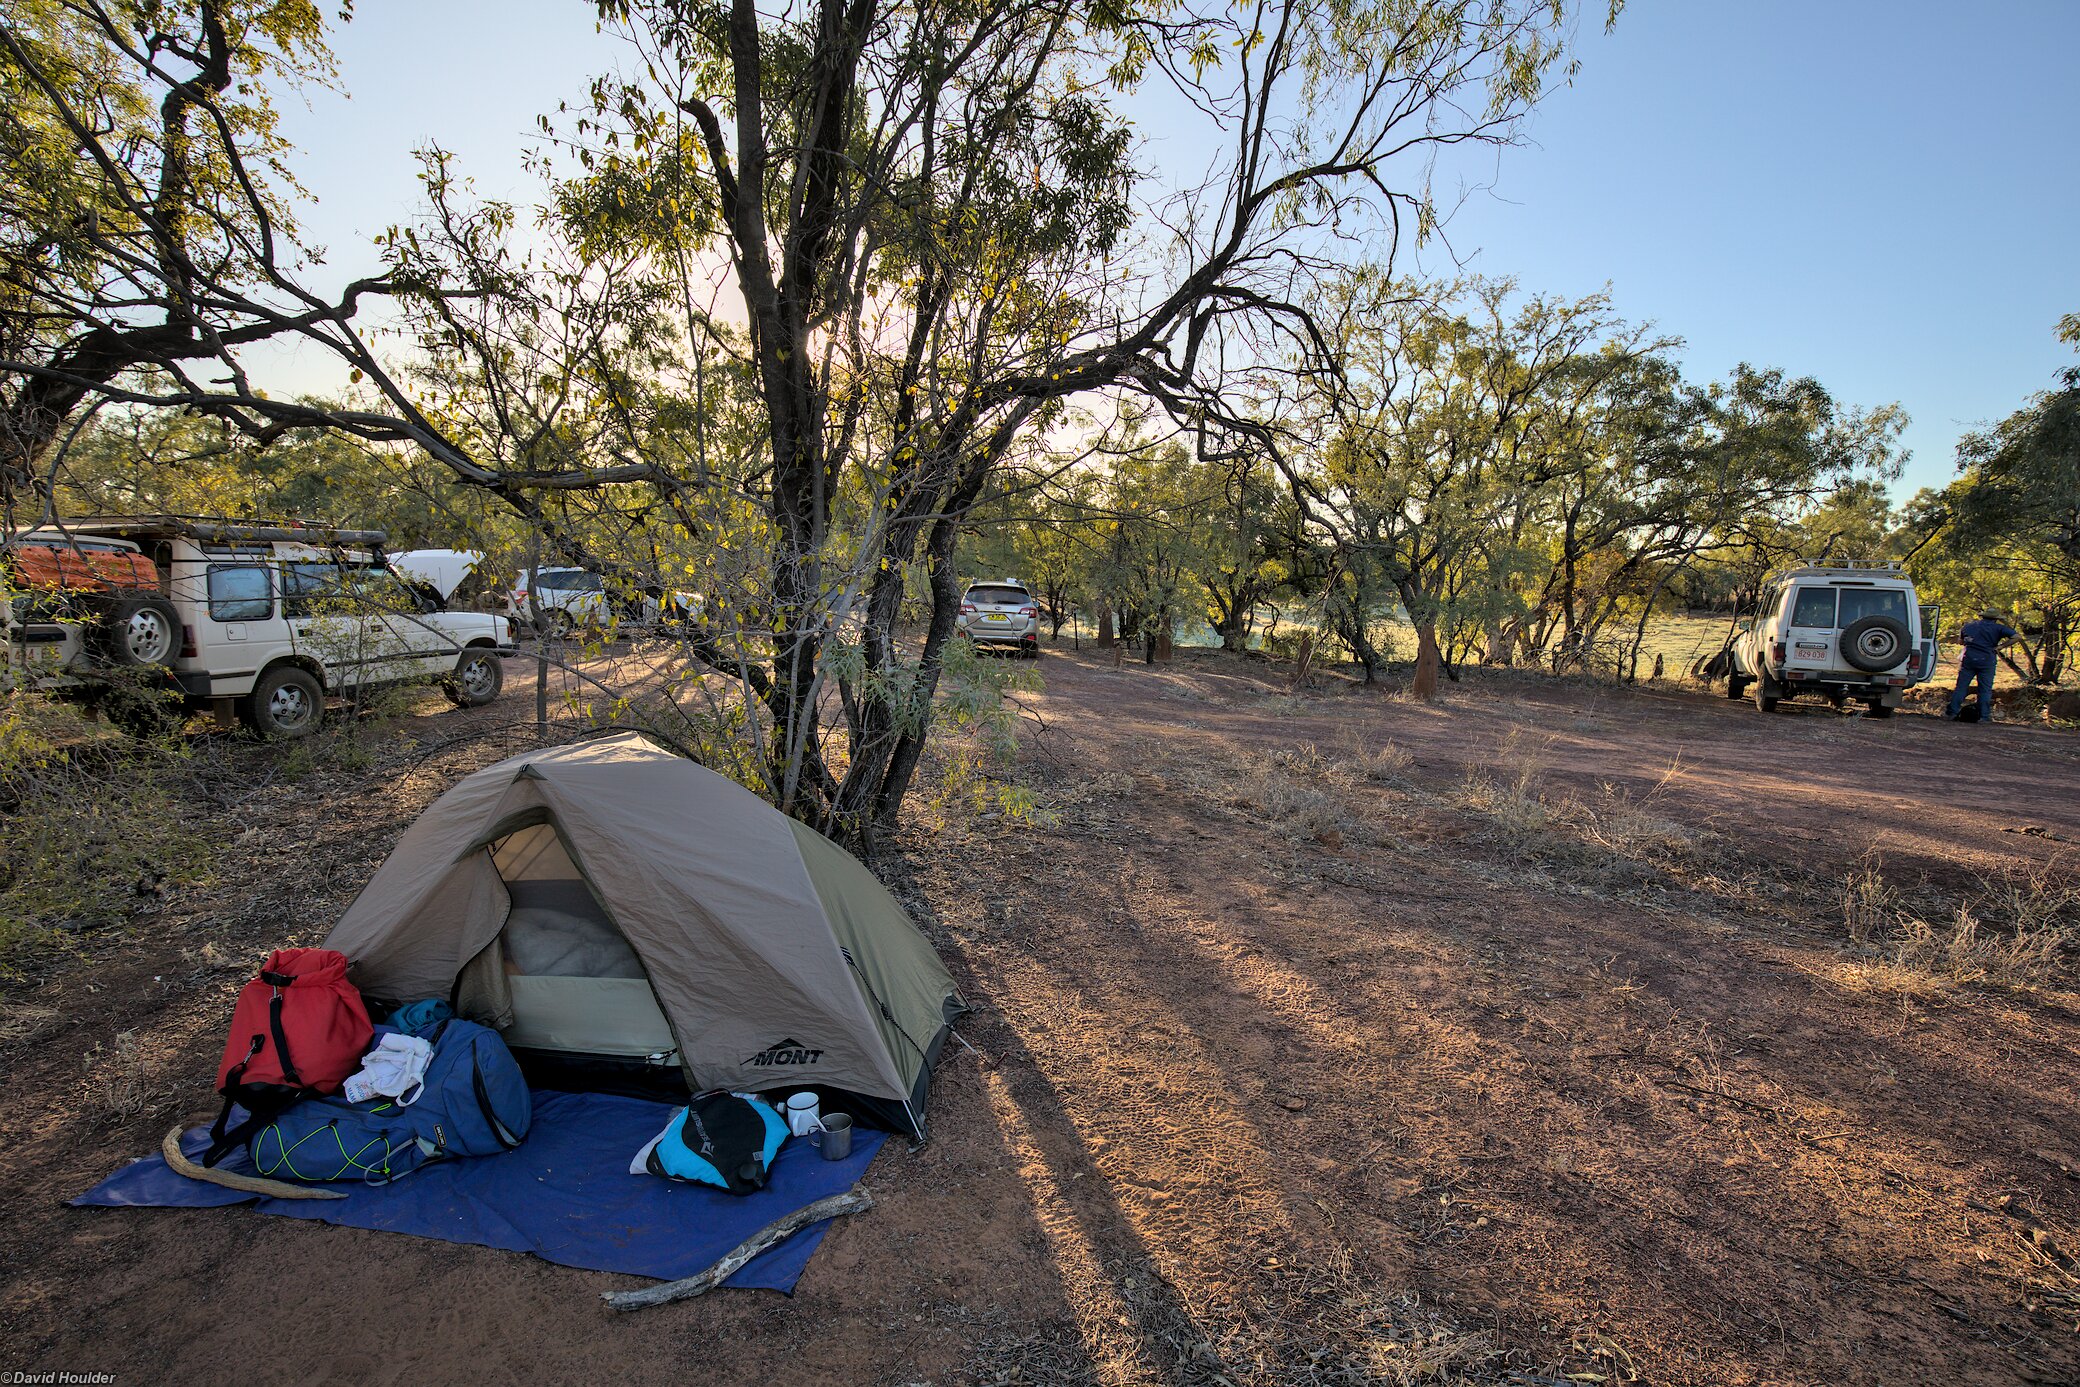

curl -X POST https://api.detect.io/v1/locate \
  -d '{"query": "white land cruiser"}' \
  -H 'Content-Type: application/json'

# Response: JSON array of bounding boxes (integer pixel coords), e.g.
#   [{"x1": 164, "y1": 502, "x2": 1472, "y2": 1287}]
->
[
  {"x1": 1725, "y1": 562, "x2": 1938, "y2": 717},
  {"x1": 2, "y1": 516, "x2": 512, "y2": 737}
]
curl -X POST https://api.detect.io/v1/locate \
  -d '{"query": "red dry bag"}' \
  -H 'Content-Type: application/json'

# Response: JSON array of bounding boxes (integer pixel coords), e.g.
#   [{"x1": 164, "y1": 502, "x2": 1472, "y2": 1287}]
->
[{"x1": 205, "y1": 948, "x2": 372, "y2": 1166}]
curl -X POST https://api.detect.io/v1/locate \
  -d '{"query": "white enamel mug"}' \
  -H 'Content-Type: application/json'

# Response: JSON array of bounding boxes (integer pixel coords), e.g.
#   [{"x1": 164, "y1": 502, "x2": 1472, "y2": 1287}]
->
[{"x1": 784, "y1": 1091, "x2": 821, "y2": 1137}]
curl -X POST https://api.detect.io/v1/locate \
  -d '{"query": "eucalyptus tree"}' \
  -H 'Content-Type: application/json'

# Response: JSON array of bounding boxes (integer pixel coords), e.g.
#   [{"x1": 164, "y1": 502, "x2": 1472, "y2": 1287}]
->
[{"x1": 1285, "y1": 276, "x2": 1640, "y2": 694}]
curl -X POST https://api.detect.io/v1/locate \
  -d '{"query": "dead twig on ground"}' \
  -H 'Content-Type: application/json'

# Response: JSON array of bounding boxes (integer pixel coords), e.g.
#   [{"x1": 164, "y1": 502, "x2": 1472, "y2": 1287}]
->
[{"x1": 601, "y1": 1185, "x2": 874, "y2": 1311}]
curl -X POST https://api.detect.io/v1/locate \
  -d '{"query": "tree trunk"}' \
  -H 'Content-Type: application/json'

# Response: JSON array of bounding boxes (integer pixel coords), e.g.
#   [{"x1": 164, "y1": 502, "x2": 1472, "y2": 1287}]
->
[{"x1": 1096, "y1": 605, "x2": 1114, "y2": 646}]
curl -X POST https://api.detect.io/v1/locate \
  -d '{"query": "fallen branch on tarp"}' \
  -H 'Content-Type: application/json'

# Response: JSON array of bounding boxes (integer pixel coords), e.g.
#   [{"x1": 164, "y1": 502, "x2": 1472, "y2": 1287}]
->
[
  {"x1": 602, "y1": 1184, "x2": 874, "y2": 1311},
  {"x1": 161, "y1": 1126, "x2": 347, "y2": 1201}
]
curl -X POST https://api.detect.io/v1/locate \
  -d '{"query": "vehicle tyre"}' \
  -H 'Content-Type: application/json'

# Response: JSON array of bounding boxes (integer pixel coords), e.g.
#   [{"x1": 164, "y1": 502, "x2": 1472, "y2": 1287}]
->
[
  {"x1": 1726, "y1": 675, "x2": 1749, "y2": 700},
  {"x1": 1753, "y1": 673, "x2": 1780, "y2": 713},
  {"x1": 445, "y1": 647, "x2": 505, "y2": 707},
  {"x1": 241, "y1": 664, "x2": 325, "y2": 739},
  {"x1": 1022, "y1": 640, "x2": 1039, "y2": 661},
  {"x1": 91, "y1": 594, "x2": 181, "y2": 668},
  {"x1": 1839, "y1": 615, "x2": 1912, "y2": 673},
  {"x1": 1865, "y1": 701, "x2": 1895, "y2": 719}
]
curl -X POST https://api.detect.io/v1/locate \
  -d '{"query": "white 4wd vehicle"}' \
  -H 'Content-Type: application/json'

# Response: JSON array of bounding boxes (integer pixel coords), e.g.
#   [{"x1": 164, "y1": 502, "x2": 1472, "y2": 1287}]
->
[
  {"x1": 504, "y1": 566, "x2": 700, "y2": 634},
  {"x1": 1725, "y1": 562, "x2": 1937, "y2": 717},
  {"x1": 2, "y1": 517, "x2": 512, "y2": 737}
]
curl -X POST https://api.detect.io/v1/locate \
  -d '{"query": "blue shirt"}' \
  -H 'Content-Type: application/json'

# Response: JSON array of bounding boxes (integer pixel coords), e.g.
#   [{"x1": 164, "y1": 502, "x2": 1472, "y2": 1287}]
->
[{"x1": 1958, "y1": 619, "x2": 2019, "y2": 662}]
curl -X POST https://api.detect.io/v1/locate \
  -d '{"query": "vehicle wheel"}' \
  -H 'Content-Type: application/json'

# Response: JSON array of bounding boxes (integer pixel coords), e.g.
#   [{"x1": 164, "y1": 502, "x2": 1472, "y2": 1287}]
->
[
  {"x1": 445, "y1": 647, "x2": 505, "y2": 707},
  {"x1": 1865, "y1": 702, "x2": 1895, "y2": 719},
  {"x1": 1022, "y1": 641, "x2": 1040, "y2": 661},
  {"x1": 1752, "y1": 674, "x2": 1780, "y2": 713},
  {"x1": 1726, "y1": 675, "x2": 1749, "y2": 700},
  {"x1": 1840, "y1": 615, "x2": 1912, "y2": 673},
  {"x1": 241, "y1": 664, "x2": 325, "y2": 738},
  {"x1": 91, "y1": 594, "x2": 181, "y2": 667}
]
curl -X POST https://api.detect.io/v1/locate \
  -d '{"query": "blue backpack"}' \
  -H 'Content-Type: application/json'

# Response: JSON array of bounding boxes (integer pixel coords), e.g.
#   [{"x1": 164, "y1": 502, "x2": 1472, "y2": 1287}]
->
[
  {"x1": 645, "y1": 1092, "x2": 787, "y2": 1195},
  {"x1": 251, "y1": 1020, "x2": 531, "y2": 1184}
]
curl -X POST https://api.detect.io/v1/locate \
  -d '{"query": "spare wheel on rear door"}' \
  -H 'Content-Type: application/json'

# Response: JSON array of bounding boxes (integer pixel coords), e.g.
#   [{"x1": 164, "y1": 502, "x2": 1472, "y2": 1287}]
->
[
  {"x1": 90, "y1": 594, "x2": 182, "y2": 667},
  {"x1": 1839, "y1": 614, "x2": 1910, "y2": 673}
]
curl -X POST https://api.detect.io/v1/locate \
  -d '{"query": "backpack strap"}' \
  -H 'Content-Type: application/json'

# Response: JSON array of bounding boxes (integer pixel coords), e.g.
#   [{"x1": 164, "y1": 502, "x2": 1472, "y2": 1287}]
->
[
  {"x1": 202, "y1": 1035, "x2": 266, "y2": 1167},
  {"x1": 266, "y1": 978, "x2": 304, "y2": 1090}
]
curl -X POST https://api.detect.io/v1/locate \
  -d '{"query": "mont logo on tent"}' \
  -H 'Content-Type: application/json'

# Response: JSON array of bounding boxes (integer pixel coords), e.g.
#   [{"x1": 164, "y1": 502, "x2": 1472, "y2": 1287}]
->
[{"x1": 323, "y1": 733, "x2": 965, "y2": 1137}]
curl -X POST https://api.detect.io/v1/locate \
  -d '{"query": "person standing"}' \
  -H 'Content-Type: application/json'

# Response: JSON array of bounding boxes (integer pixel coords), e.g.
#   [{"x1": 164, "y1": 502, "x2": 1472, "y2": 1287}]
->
[{"x1": 1946, "y1": 609, "x2": 2022, "y2": 721}]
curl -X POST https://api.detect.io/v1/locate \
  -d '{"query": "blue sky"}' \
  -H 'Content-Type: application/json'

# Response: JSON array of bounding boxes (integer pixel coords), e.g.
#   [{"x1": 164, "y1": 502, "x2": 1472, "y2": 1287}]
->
[{"x1": 268, "y1": 1, "x2": 2079, "y2": 499}]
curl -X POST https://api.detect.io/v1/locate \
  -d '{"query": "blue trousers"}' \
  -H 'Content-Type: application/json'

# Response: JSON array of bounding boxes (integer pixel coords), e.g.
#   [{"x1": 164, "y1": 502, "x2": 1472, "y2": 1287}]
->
[{"x1": 1947, "y1": 657, "x2": 1996, "y2": 719}]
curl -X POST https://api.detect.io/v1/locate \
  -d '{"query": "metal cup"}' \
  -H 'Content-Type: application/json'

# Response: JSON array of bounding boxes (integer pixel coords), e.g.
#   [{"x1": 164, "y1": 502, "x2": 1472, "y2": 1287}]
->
[{"x1": 818, "y1": 1111, "x2": 852, "y2": 1161}]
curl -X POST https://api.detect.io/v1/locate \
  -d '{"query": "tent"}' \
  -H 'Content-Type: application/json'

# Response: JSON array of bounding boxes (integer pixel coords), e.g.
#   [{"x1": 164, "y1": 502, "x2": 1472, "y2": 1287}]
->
[{"x1": 323, "y1": 733, "x2": 964, "y2": 1136}]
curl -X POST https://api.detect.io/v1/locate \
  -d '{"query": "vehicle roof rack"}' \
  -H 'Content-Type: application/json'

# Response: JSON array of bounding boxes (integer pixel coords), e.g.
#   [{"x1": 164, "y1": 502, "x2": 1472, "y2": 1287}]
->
[
  {"x1": 25, "y1": 514, "x2": 390, "y2": 548},
  {"x1": 1764, "y1": 558, "x2": 1907, "y2": 584}
]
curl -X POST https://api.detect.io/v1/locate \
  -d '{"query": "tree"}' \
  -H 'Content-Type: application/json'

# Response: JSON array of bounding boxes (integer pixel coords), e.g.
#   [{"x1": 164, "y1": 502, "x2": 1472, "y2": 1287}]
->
[
  {"x1": 0, "y1": 0, "x2": 343, "y2": 517},
  {"x1": 1914, "y1": 319, "x2": 2080, "y2": 684}
]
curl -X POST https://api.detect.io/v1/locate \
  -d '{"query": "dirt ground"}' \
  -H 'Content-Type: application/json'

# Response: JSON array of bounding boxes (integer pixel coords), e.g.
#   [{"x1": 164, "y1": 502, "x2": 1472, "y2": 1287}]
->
[{"x1": 4, "y1": 646, "x2": 2079, "y2": 1386}]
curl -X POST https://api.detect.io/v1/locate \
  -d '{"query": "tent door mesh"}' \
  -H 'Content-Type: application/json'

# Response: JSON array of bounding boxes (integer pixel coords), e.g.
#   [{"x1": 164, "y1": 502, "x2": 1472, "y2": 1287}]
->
[{"x1": 487, "y1": 823, "x2": 677, "y2": 1059}]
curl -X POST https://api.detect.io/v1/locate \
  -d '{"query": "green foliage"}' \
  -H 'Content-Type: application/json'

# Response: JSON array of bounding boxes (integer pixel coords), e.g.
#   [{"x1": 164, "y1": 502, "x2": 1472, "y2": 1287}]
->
[
  {"x1": 1908, "y1": 319, "x2": 2080, "y2": 683},
  {"x1": 0, "y1": 692, "x2": 212, "y2": 963}
]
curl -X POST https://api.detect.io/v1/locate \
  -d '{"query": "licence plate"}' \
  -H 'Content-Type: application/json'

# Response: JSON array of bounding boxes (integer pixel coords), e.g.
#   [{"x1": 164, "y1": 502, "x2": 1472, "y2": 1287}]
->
[
  {"x1": 984, "y1": 613, "x2": 1009, "y2": 623},
  {"x1": 1794, "y1": 643, "x2": 1828, "y2": 658}
]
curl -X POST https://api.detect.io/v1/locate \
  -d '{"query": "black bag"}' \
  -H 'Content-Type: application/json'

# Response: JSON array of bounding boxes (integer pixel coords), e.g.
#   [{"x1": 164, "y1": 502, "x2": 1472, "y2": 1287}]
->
[{"x1": 645, "y1": 1091, "x2": 787, "y2": 1195}]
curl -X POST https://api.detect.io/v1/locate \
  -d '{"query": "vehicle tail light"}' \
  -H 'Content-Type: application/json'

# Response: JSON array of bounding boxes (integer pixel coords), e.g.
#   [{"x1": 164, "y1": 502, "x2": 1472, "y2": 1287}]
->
[
  {"x1": 180, "y1": 624, "x2": 198, "y2": 658},
  {"x1": 1771, "y1": 640, "x2": 1785, "y2": 665},
  {"x1": 959, "y1": 603, "x2": 975, "y2": 615},
  {"x1": 1019, "y1": 605, "x2": 1036, "y2": 617}
]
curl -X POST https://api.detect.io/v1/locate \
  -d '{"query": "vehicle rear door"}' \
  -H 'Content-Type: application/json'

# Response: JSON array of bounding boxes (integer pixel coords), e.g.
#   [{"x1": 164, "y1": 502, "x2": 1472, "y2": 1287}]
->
[
  {"x1": 1915, "y1": 603, "x2": 1941, "y2": 683},
  {"x1": 1781, "y1": 584, "x2": 1838, "y2": 679}
]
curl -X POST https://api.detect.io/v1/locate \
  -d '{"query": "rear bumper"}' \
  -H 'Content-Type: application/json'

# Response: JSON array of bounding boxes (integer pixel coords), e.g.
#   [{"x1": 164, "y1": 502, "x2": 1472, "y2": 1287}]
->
[
  {"x1": 1776, "y1": 670, "x2": 1912, "y2": 699},
  {"x1": 961, "y1": 624, "x2": 1037, "y2": 645}
]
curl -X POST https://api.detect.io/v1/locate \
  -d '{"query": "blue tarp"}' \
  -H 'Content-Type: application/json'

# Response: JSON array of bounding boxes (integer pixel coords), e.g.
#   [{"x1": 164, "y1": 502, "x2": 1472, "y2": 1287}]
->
[{"x1": 72, "y1": 1089, "x2": 886, "y2": 1291}]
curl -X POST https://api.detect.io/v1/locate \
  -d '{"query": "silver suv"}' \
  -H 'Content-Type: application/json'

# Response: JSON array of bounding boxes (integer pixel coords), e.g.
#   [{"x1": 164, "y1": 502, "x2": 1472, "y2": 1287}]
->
[
  {"x1": 1726, "y1": 562, "x2": 1936, "y2": 717},
  {"x1": 956, "y1": 580, "x2": 1039, "y2": 659}
]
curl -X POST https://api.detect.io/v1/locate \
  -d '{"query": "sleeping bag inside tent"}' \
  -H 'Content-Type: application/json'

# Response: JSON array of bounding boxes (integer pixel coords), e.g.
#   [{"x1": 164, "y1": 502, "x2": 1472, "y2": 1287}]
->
[{"x1": 321, "y1": 733, "x2": 965, "y2": 1137}]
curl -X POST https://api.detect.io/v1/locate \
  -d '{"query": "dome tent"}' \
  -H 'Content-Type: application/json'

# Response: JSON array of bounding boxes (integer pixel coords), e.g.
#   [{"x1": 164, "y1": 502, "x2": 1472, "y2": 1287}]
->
[{"x1": 323, "y1": 733, "x2": 964, "y2": 1137}]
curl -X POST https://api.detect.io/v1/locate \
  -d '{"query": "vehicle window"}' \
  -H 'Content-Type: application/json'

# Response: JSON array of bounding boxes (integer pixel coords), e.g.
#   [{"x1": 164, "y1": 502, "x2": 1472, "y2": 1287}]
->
[
  {"x1": 1838, "y1": 589, "x2": 1908, "y2": 626},
  {"x1": 966, "y1": 585, "x2": 1030, "y2": 606},
  {"x1": 281, "y1": 562, "x2": 350, "y2": 618},
  {"x1": 348, "y1": 568, "x2": 421, "y2": 613},
  {"x1": 536, "y1": 569, "x2": 603, "y2": 592},
  {"x1": 1788, "y1": 587, "x2": 1837, "y2": 628},
  {"x1": 207, "y1": 564, "x2": 273, "y2": 622}
]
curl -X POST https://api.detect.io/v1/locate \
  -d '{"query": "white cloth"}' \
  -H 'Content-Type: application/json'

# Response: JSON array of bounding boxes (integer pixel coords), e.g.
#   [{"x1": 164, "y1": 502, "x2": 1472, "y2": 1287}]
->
[{"x1": 342, "y1": 1033, "x2": 434, "y2": 1105}]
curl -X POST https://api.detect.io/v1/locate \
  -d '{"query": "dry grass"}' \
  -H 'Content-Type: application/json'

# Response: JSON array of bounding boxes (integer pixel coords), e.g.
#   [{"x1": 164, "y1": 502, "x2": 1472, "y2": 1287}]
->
[
  {"x1": 1457, "y1": 737, "x2": 1706, "y2": 877},
  {"x1": 81, "y1": 1028, "x2": 156, "y2": 1118},
  {"x1": 959, "y1": 1253, "x2": 1588, "y2": 1387},
  {"x1": 0, "y1": 1002, "x2": 58, "y2": 1045},
  {"x1": 1841, "y1": 858, "x2": 2080, "y2": 986},
  {"x1": 1240, "y1": 765, "x2": 1348, "y2": 843}
]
